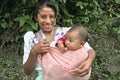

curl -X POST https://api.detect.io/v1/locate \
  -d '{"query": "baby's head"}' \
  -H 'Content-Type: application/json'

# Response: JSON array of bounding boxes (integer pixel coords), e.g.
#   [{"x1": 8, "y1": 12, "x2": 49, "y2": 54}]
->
[{"x1": 65, "y1": 24, "x2": 88, "y2": 50}]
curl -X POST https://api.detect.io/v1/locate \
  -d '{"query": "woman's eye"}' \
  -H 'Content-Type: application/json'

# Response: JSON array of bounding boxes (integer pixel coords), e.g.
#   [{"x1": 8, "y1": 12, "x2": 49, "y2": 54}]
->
[
  {"x1": 49, "y1": 15, "x2": 55, "y2": 19},
  {"x1": 40, "y1": 15, "x2": 55, "y2": 19},
  {"x1": 40, "y1": 15, "x2": 47, "y2": 19}
]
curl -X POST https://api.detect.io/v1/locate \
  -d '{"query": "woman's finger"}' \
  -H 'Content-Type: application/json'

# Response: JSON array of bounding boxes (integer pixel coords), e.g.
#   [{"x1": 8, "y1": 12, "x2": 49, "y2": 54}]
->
[
  {"x1": 77, "y1": 66, "x2": 90, "y2": 77},
  {"x1": 78, "y1": 71, "x2": 89, "y2": 77}
]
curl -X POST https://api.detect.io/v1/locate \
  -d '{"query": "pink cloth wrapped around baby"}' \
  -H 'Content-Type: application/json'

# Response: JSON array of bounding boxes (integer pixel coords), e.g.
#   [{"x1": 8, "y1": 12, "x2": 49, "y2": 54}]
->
[{"x1": 37, "y1": 47, "x2": 91, "y2": 80}]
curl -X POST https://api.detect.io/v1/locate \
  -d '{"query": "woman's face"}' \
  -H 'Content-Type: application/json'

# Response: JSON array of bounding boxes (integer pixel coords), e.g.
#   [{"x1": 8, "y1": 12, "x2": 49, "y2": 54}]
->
[{"x1": 35, "y1": 7, "x2": 56, "y2": 33}]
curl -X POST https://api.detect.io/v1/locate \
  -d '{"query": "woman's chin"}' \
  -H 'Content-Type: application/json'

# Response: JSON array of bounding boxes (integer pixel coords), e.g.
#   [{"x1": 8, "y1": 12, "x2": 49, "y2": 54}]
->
[{"x1": 43, "y1": 29, "x2": 52, "y2": 33}]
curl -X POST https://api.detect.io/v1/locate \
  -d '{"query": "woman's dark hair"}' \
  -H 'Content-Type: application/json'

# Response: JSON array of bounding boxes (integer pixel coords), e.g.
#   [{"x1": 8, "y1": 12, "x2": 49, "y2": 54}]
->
[{"x1": 33, "y1": 0, "x2": 57, "y2": 19}]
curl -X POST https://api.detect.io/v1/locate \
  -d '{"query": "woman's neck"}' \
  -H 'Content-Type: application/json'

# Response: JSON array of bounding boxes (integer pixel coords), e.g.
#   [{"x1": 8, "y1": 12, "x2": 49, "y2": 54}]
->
[
  {"x1": 42, "y1": 29, "x2": 55, "y2": 42},
  {"x1": 43, "y1": 31, "x2": 52, "y2": 35}
]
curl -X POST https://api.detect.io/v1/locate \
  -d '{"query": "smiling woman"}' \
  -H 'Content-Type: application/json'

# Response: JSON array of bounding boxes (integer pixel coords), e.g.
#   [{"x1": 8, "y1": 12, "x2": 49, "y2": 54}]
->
[
  {"x1": 35, "y1": 7, "x2": 56, "y2": 33},
  {"x1": 23, "y1": 0, "x2": 95, "y2": 80}
]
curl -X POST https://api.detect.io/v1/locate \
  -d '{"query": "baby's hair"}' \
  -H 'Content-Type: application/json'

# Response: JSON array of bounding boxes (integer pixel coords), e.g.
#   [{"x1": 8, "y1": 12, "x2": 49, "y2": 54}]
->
[{"x1": 68, "y1": 23, "x2": 88, "y2": 42}]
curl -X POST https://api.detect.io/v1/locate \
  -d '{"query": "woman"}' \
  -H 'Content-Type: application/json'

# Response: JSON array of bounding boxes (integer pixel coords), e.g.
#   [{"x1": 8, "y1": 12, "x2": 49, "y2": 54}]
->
[{"x1": 23, "y1": 0, "x2": 95, "y2": 80}]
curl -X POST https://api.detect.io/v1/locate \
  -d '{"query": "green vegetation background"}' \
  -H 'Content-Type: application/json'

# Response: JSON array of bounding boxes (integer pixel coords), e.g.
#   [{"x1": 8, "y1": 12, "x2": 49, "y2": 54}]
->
[{"x1": 0, "y1": 0, "x2": 120, "y2": 80}]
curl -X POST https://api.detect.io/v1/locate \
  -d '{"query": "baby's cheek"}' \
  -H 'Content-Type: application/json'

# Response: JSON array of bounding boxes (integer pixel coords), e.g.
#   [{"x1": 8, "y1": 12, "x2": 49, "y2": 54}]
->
[
  {"x1": 68, "y1": 45, "x2": 73, "y2": 50},
  {"x1": 71, "y1": 45, "x2": 79, "y2": 50}
]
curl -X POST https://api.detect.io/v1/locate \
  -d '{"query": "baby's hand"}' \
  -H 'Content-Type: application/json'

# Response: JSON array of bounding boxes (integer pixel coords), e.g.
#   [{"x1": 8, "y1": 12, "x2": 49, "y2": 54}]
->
[{"x1": 56, "y1": 41, "x2": 66, "y2": 53}]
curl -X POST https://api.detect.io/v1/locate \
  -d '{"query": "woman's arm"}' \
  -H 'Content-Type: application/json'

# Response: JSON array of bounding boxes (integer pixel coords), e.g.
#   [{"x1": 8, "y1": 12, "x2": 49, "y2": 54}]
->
[
  {"x1": 23, "y1": 41, "x2": 50, "y2": 75},
  {"x1": 77, "y1": 49, "x2": 95, "y2": 76},
  {"x1": 87, "y1": 49, "x2": 96, "y2": 66},
  {"x1": 23, "y1": 32, "x2": 37, "y2": 75},
  {"x1": 23, "y1": 32, "x2": 50, "y2": 75},
  {"x1": 24, "y1": 48, "x2": 37, "y2": 75}
]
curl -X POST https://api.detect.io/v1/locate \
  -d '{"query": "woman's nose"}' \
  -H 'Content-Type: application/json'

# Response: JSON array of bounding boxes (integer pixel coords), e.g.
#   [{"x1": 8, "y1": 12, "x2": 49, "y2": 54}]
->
[{"x1": 45, "y1": 17, "x2": 51, "y2": 23}]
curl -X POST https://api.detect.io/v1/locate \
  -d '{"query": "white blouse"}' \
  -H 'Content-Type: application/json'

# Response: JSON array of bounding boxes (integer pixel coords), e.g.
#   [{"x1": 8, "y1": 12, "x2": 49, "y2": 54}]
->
[{"x1": 23, "y1": 27, "x2": 92, "y2": 70}]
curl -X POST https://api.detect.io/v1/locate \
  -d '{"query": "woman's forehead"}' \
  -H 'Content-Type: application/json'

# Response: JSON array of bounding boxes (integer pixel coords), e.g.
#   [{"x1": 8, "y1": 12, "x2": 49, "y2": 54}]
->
[{"x1": 38, "y1": 7, "x2": 55, "y2": 14}]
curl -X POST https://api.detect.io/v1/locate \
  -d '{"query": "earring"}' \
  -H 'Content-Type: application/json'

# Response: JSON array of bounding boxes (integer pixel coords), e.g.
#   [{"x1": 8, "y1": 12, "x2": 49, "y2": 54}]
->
[
  {"x1": 54, "y1": 22, "x2": 56, "y2": 26},
  {"x1": 36, "y1": 22, "x2": 38, "y2": 26}
]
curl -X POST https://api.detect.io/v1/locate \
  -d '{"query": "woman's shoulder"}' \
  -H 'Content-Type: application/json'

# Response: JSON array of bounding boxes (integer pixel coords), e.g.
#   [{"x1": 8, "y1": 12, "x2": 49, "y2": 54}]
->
[
  {"x1": 24, "y1": 31, "x2": 35, "y2": 41},
  {"x1": 55, "y1": 27, "x2": 71, "y2": 34},
  {"x1": 56, "y1": 26, "x2": 71, "y2": 31}
]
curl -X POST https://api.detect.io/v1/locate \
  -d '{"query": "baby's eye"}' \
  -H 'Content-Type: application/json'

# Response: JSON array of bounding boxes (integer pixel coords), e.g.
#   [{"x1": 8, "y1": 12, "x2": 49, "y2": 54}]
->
[{"x1": 69, "y1": 39, "x2": 73, "y2": 42}]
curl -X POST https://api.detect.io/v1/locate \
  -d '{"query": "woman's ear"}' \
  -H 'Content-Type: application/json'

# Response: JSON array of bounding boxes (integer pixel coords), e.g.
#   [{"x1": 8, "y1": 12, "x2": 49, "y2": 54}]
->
[
  {"x1": 34, "y1": 16, "x2": 37, "y2": 22},
  {"x1": 54, "y1": 17, "x2": 57, "y2": 25}
]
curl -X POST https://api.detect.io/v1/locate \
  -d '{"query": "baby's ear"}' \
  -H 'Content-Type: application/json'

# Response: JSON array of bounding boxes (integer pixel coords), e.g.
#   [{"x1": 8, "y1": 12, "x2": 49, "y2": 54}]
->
[{"x1": 80, "y1": 41, "x2": 85, "y2": 47}]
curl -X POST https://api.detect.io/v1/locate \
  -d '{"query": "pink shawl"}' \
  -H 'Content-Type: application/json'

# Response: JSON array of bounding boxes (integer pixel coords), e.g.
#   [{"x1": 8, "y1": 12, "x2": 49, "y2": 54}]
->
[{"x1": 37, "y1": 47, "x2": 91, "y2": 80}]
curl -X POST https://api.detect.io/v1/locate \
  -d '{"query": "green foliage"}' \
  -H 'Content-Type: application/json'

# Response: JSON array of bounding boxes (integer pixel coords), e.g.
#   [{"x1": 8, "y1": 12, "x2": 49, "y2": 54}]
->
[
  {"x1": 0, "y1": 57, "x2": 21, "y2": 80},
  {"x1": 0, "y1": 0, "x2": 120, "y2": 79}
]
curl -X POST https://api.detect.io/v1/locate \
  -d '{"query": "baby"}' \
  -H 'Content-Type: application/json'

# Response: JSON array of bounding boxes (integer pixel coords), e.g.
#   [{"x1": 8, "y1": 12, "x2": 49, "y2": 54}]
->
[{"x1": 56, "y1": 24, "x2": 88, "y2": 53}]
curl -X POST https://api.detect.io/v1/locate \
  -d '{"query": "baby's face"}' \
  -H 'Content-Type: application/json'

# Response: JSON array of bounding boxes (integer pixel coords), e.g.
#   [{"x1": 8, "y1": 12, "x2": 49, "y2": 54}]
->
[{"x1": 65, "y1": 31, "x2": 82, "y2": 50}]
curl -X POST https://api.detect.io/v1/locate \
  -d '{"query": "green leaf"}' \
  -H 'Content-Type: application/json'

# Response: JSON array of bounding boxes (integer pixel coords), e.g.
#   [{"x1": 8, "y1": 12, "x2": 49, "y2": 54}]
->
[
  {"x1": 14, "y1": 16, "x2": 26, "y2": 27},
  {"x1": 1, "y1": 22, "x2": 8, "y2": 29},
  {"x1": 94, "y1": 1, "x2": 99, "y2": 6},
  {"x1": 22, "y1": 0, "x2": 26, "y2": 4},
  {"x1": 24, "y1": 15, "x2": 30, "y2": 19},
  {"x1": 62, "y1": 0, "x2": 66, "y2": 3},
  {"x1": 115, "y1": 0, "x2": 120, "y2": 4},
  {"x1": 76, "y1": 1, "x2": 84, "y2": 9},
  {"x1": 4, "y1": 13, "x2": 10, "y2": 18},
  {"x1": 29, "y1": 21, "x2": 38, "y2": 30}
]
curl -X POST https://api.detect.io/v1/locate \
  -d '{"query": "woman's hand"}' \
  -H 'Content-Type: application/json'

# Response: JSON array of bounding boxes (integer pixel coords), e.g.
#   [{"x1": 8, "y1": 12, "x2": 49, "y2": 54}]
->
[
  {"x1": 31, "y1": 41, "x2": 50, "y2": 56},
  {"x1": 77, "y1": 59, "x2": 91, "y2": 77},
  {"x1": 70, "y1": 59, "x2": 91, "y2": 77}
]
